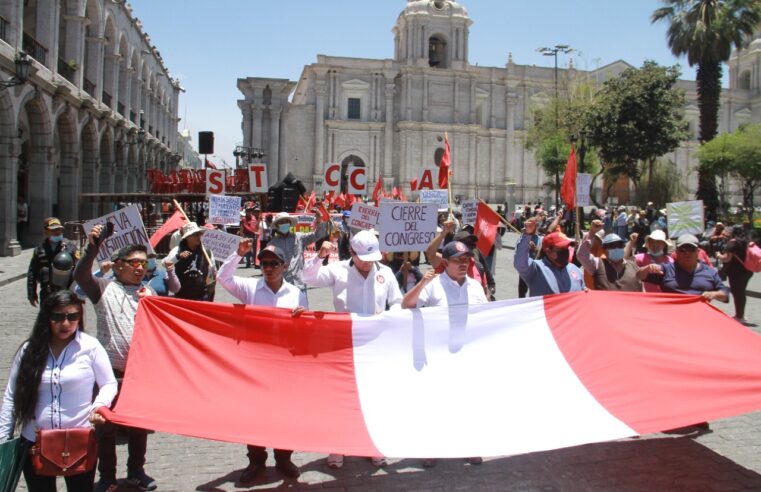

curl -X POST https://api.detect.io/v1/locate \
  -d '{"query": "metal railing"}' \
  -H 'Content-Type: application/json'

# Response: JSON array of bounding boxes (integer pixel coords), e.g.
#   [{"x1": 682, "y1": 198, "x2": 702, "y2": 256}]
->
[
  {"x1": 22, "y1": 32, "x2": 47, "y2": 65},
  {"x1": 57, "y1": 57, "x2": 75, "y2": 83},
  {"x1": 0, "y1": 16, "x2": 9, "y2": 43},
  {"x1": 102, "y1": 91, "x2": 111, "y2": 107},
  {"x1": 83, "y1": 77, "x2": 95, "y2": 96}
]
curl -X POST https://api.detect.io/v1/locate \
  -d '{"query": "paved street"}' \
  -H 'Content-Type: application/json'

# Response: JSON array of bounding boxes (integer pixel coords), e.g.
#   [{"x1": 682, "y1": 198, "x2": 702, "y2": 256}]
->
[{"x1": 2, "y1": 234, "x2": 761, "y2": 491}]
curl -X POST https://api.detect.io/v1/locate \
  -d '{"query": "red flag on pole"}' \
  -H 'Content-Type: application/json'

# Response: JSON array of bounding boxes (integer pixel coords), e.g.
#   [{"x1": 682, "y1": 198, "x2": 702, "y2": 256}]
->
[
  {"x1": 372, "y1": 177, "x2": 384, "y2": 204},
  {"x1": 205, "y1": 157, "x2": 217, "y2": 170},
  {"x1": 560, "y1": 145, "x2": 577, "y2": 211},
  {"x1": 294, "y1": 195, "x2": 307, "y2": 212},
  {"x1": 438, "y1": 136, "x2": 451, "y2": 189},
  {"x1": 317, "y1": 202, "x2": 330, "y2": 222},
  {"x1": 474, "y1": 201, "x2": 504, "y2": 257},
  {"x1": 410, "y1": 178, "x2": 418, "y2": 192},
  {"x1": 149, "y1": 210, "x2": 187, "y2": 249}
]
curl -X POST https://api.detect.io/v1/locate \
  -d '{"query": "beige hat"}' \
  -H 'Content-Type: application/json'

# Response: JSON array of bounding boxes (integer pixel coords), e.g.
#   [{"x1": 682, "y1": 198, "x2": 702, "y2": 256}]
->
[
  {"x1": 180, "y1": 222, "x2": 205, "y2": 241},
  {"x1": 645, "y1": 229, "x2": 672, "y2": 247},
  {"x1": 272, "y1": 212, "x2": 296, "y2": 226}
]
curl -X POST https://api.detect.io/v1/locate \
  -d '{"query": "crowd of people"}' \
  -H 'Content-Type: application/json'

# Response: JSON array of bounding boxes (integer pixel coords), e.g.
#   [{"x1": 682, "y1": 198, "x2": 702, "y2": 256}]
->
[{"x1": 2, "y1": 194, "x2": 756, "y2": 491}]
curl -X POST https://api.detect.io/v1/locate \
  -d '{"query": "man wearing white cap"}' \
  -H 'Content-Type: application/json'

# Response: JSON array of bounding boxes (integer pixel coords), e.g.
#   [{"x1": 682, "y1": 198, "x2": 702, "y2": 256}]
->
[{"x1": 303, "y1": 229, "x2": 401, "y2": 469}]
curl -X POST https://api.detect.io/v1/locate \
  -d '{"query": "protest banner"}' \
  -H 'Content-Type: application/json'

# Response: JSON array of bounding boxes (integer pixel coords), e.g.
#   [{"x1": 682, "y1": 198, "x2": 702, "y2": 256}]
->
[
  {"x1": 461, "y1": 200, "x2": 479, "y2": 226},
  {"x1": 575, "y1": 173, "x2": 592, "y2": 207},
  {"x1": 417, "y1": 167, "x2": 436, "y2": 191},
  {"x1": 201, "y1": 229, "x2": 240, "y2": 260},
  {"x1": 206, "y1": 169, "x2": 226, "y2": 195},
  {"x1": 323, "y1": 163, "x2": 342, "y2": 193},
  {"x1": 347, "y1": 165, "x2": 366, "y2": 195},
  {"x1": 208, "y1": 195, "x2": 242, "y2": 225},
  {"x1": 248, "y1": 164, "x2": 268, "y2": 193},
  {"x1": 83, "y1": 205, "x2": 152, "y2": 262},
  {"x1": 667, "y1": 200, "x2": 704, "y2": 238},
  {"x1": 348, "y1": 203, "x2": 380, "y2": 231},
  {"x1": 419, "y1": 189, "x2": 449, "y2": 209},
  {"x1": 378, "y1": 202, "x2": 438, "y2": 252}
]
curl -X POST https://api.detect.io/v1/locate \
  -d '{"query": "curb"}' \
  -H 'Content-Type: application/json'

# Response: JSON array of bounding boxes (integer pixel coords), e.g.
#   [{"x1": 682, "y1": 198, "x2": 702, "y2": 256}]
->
[{"x1": 0, "y1": 272, "x2": 26, "y2": 288}]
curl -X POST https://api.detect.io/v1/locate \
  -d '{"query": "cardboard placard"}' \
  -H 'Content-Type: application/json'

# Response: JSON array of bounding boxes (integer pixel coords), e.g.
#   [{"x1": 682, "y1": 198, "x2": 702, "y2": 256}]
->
[
  {"x1": 201, "y1": 229, "x2": 240, "y2": 260},
  {"x1": 83, "y1": 205, "x2": 152, "y2": 262},
  {"x1": 575, "y1": 173, "x2": 592, "y2": 207},
  {"x1": 323, "y1": 163, "x2": 341, "y2": 193},
  {"x1": 206, "y1": 169, "x2": 226, "y2": 195},
  {"x1": 347, "y1": 165, "x2": 366, "y2": 195},
  {"x1": 461, "y1": 200, "x2": 479, "y2": 226},
  {"x1": 348, "y1": 203, "x2": 380, "y2": 231},
  {"x1": 208, "y1": 195, "x2": 242, "y2": 225},
  {"x1": 248, "y1": 164, "x2": 268, "y2": 193},
  {"x1": 419, "y1": 189, "x2": 449, "y2": 208},
  {"x1": 378, "y1": 202, "x2": 438, "y2": 252},
  {"x1": 667, "y1": 200, "x2": 704, "y2": 238}
]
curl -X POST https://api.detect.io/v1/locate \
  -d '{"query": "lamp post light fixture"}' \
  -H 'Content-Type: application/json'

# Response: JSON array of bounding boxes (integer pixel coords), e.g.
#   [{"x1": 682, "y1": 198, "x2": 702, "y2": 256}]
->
[
  {"x1": 136, "y1": 128, "x2": 146, "y2": 144},
  {"x1": 233, "y1": 145, "x2": 266, "y2": 168},
  {"x1": 536, "y1": 44, "x2": 573, "y2": 209},
  {"x1": 0, "y1": 52, "x2": 31, "y2": 89}
]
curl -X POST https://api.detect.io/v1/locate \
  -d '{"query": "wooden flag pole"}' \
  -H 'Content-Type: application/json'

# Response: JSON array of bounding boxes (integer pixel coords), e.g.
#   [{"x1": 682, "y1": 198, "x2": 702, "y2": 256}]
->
[{"x1": 446, "y1": 132, "x2": 454, "y2": 218}]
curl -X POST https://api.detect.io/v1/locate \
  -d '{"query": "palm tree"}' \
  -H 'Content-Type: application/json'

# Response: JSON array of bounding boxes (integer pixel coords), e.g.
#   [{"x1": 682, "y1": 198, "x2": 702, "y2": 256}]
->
[{"x1": 652, "y1": 0, "x2": 761, "y2": 216}]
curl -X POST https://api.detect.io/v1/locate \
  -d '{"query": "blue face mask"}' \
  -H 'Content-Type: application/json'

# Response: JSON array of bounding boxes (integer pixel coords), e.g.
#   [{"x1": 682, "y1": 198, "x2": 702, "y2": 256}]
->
[
  {"x1": 49, "y1": 235, "x2": 63, "y2": 244},
  {"x1": 607, "y1": 248, "x2": 625, "y2": 262},
  {"x1": 147, "y1": 259, "x2": 157, "y2": 270},
  {"x1": 278, "y1": 223, "x2": 291, "y2": 234}
]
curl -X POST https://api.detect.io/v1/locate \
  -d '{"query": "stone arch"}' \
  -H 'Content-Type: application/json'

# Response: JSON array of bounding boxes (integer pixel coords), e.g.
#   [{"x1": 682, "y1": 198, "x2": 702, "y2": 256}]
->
[
  {"x1": 80, "y1": 119, "x2": 99, "y2": 218},
  {"x1": 18, "y1": 92, "x2": 54, "y2": 245},
  {"x1": 428, "y1": 34, "x2": 449, "y2": 68},
  {"x1": 101, "y1": 15, "x2": 117, "y2": 108},
  {"x1": 57, "y1": 0, "x2": 80, "y2": 84},
  {"x1": 83, "y1": 0, "x2": 103, "y2": 97},
  {"x1": 739, "y1": 70, "x2": 752, "y2": 90},
  {"x1": 0, "y1": 88, "x2": 19, "y2": 254},
  {"x1": 53, "y1": 109, "x2": 79, "y2": 222},
  {"x1": 339, "y1": 152, "x2": 368, "y2": 194}
]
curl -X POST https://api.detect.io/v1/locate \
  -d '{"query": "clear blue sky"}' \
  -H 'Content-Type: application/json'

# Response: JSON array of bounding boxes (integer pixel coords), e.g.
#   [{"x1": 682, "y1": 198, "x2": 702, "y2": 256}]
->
[{"x1": 129, "y1": 0, "x2": 711, "y2": 167}]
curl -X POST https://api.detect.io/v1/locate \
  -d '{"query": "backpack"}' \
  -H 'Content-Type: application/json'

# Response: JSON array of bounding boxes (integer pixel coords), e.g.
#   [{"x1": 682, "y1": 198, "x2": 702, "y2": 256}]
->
[{"x1": 742, "y1": 242, "x2": 761, "y2": 273}]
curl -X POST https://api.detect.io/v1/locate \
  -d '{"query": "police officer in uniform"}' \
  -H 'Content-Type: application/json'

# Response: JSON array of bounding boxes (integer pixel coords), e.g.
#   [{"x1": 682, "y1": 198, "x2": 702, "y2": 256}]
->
[{"x1": 27, "y1": 217, "x2": 79, "y2": 307}]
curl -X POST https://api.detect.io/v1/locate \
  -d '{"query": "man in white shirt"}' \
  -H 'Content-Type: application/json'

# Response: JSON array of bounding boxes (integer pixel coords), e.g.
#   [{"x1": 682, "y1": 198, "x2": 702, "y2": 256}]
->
[
  {"x1": 303, "y1": 229, "x2": 401, "y2": 469},
  {"x1": 217, "y1": 240, "x2": 306, "y2": 484},
  {"x1": 401, "y1": 240, "x2": 487, "y2": 468}
]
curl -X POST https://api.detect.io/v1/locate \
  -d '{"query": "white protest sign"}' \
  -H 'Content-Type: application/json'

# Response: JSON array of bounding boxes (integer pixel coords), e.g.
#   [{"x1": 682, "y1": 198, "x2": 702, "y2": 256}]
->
[
  {"x1": 419, "y1": 189, "x2": 449, "y2": 208},
  {"x1": 667, "y1": 200, "x2": 704, "y2": 238},
  {"x1": 206, "y1": 169, "x2": 226, "y2": 195},
  {"x1": 378, "y1": 202, "x2": 438, "y2": 252},
  {"x1": 323, "y1": 163, "x2": 342, "y2": 193},
  {"x1": 348, "y1": 203, "x2": 380, "y2": 231},
  {"x1": 461, "y1": 200, "x2": 479, "y2": 226},
  {"x1": 248, "y1": 164, "x2": 268, "y2": 193},
  {"x1": 201, "y1": 229, "x2": 240, "y2": 260},
  {"x1": 208, "y1": 195, "x2": 242, "y2": 225},
  {"x1": 83, "y1": 205, "x2": 152, "y2": 262},
  {"x1": 347, "y1": 165, "x2": 366, "y2": 195},
  {"x1": 575, "y1": 173, "x2": 592, "y2": 207}
]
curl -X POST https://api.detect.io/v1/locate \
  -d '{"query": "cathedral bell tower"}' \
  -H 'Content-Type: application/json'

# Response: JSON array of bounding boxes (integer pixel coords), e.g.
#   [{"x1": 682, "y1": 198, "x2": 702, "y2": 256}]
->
[{"x1": 393, "y1": 0, "x2": 473, "y2": 70}]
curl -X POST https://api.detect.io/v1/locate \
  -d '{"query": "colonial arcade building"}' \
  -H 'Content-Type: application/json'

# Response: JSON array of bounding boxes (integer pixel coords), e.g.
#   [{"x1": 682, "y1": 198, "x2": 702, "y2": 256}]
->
[
  {"x1": 0, "y1": 0, "x2": 181, "y2": 255},
  {"x1": 238, "y1": 0, "x2": 761, "y2": 214}
]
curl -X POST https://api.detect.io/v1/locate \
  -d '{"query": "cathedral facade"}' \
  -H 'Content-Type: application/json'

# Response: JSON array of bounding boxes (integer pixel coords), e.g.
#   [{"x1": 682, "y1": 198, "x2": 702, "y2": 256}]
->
[{"x1": 238, "y1": 0, "x2": 761, "y2": 208}]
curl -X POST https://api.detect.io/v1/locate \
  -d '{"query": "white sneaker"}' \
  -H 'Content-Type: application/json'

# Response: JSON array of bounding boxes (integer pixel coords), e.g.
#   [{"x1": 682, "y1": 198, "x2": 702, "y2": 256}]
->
[
  {"x1": 370, "y1": 456, "x2": 387, "y2": 467},
  {"x1": 327, "y1": 453, "x2": 344, "y2": 469}
]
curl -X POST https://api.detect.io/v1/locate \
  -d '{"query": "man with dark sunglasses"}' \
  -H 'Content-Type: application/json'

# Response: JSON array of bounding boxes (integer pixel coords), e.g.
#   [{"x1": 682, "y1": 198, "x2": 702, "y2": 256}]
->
[
  {"x1": 216, "y1": 239, "x2": 306, "y2": 484},
  {"x1": 638, "y1": 234, "x2": 729, "y2": 302},
  {"x1": 73, "y1": 226, "x2": 158, "y2": 492},
  {"x1": 578, "y1": 222, "x2": 643, "y2": 292}
]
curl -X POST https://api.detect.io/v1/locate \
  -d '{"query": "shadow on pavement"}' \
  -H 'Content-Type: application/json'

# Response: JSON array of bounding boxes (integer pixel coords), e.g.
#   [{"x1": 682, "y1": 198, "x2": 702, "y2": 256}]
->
[{"x1": 194, "y1": 436, "x2": 761, "y2": 491}]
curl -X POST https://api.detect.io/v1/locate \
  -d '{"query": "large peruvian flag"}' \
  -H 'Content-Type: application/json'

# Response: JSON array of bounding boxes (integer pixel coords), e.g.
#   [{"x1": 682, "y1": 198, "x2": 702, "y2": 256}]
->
[{"x1": 102, "y1": 292, "x2": 761, "y2": 458}]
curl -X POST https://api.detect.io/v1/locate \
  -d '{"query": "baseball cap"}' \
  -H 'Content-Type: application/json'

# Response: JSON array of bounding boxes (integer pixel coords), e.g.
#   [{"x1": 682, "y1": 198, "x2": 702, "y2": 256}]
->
[
  {"x1": 350, "y1": 230, "x2": 382, "y2": 261},
  {"x1": 44, "y1": 217, "x2": 64, "y2": 230},
  {"x1": 442, "y1": 240, "x2": 473, "y2": 259},
  {"x1": 257, "y1": 245, "x2": 286, "y2": 262},
  {"x1": 601, "y1": 233, "x2": 624, "y2": 246},
  {"x1": 542, "y1": 232, "x2": 575, "y2": 251},
  {"x1": 675, "y1": 234, "x2": 699, "y2": 248}
]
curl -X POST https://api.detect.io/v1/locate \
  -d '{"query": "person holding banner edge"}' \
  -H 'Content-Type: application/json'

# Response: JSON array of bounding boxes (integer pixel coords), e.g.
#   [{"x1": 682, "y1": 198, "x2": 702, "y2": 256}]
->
[{"x1": 268, "y1": 211, "x2": 328, "y2": 296}]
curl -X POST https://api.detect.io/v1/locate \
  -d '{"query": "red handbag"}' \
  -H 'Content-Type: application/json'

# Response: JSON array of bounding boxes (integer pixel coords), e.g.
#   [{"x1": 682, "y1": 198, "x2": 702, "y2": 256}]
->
[{"x1": 30, "y1": 427, "x2": 97, "y2": 476}]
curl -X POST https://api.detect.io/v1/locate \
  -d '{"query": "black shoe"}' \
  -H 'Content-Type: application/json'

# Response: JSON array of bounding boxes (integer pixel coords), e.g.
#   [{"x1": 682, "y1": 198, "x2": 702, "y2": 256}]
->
[
  {"x1": 275, "y1": 459, "x2": 301, "y2": 478},
  {"x1": 94, "y1": 478, "x2": 119, "y2": 492},
  {"x1": 239, "y1": 462, "x2": 266, "y2": 485},
  {"x1": 126, "y1": 469, "x2": 157, "y2": 491}
]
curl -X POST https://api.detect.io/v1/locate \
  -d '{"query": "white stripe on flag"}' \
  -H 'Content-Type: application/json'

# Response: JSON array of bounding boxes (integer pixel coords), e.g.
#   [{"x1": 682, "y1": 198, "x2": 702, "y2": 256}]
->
[{"x1": 351, "y1": 298, "x2": 637, "y2": 458}]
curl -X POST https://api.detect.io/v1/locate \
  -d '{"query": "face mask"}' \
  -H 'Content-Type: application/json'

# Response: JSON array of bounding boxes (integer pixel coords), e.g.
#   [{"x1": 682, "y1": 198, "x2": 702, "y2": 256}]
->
[
  {"x1": 147, "y1": 259, "x2": 157, "y2": 270},
  {"x1": 607, "y1": 248, "x2": 625, "y2": 262},
  {"x1": 554, "y1": 248, "x2": 570, "y2": 265},
  {"x1": 647, "y1": 249, "x2": 664, "y2": 258},
  {"x1": 278, "y1": 223, "x2": 291, "y2": 234},
  {"x1": 49, "y1": 235, "x2": 63, "y2": 243}
]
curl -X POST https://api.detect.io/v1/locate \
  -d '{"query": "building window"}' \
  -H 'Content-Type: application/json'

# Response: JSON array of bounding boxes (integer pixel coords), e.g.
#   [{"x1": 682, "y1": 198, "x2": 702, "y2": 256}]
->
[
  {"x1": 348, "y1": 98, "x2": 361, "y2": 120},
  {"x1": 739, "y1": 71, "x2": 751, "y2": 90}
]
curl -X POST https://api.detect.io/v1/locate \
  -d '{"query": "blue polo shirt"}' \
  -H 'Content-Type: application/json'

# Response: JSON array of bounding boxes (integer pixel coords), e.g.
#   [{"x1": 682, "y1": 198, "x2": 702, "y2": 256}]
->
[
  {"x1": 514, "y1": 234, "x2": 586, "y2": 296},
  {"x1": 648, "y1": 262, "x2": 730, "y2": 298}
]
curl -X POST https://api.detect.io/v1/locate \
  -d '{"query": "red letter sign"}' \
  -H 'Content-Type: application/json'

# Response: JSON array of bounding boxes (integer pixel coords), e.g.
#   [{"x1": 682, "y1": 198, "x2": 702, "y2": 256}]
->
[
  {"x1": 323, "y1": 163, "x2": 341, "y2": 193},
  {"x1": 206, "y1": 169, "x2": 225, "y2": 196},
  {"x1": 248, "y1": 164, "x2": 268, "y2": 193},
  {"x1": 347, "y1": 166, "x2": 366, "y2": 195},
  {"x1": 417, "y1": 168, "x2": 435, "y2": 191}
]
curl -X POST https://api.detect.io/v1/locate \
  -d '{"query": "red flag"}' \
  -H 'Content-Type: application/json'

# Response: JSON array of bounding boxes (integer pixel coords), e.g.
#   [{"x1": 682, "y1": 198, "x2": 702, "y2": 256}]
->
[
  {"x1": 372, "y1": 177, "x2": 384, "y2": 204},
  {"x1": 438, "y1": 136, "x2": 451, "y2": 189},
  {"x1": 317, "y1": 202, "x2": 330, "y2": 222},
  {"x1": 410, "y1": 178, "x2": 418, "y2": 192},
  {"x1": 103, "y1": 293, "x2": 761, "y2": 457},
  {"x1": 149, "y1": 210, "x2": 187, "y2": 249},
  {"x1": 474, "y1": 202, "x2": 503, "y2": 256},
  {"x1": 398, "y1": 187, "x2": 407, "y2": 202},
  {"x1": 294, "y1": 195, "x2": 307, "y2": 212},
  {"x1": 205, "y1": 157, "x2": 217, "y2": 170},
  {"x1": 391, "y1": 186, "x2": 400, "y2": 199},
  {"x1": 334, "y1": 192, "x2": 346, "y2": 210},
  {"x1": 560, "y1": 145, "x2": 577, "y2": 210}
]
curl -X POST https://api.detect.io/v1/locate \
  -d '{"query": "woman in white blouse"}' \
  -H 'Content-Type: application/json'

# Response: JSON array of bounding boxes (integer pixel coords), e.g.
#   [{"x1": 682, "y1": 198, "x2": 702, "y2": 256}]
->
[{"x1": 0, "y1": 290, "x2": 117, "y2": 492}]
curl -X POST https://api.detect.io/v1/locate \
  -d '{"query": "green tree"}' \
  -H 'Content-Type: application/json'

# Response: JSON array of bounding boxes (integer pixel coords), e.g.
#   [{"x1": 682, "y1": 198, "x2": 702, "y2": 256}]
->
[
  {"x1": 583, "y1": 61, "x2": 689, "y2": 202},
  {"x1": 652, "y1": 0, "x2": 761, "y2": 216},
  {"x1": 698, "y1": 124, "x2": 761, "y2": 226}
]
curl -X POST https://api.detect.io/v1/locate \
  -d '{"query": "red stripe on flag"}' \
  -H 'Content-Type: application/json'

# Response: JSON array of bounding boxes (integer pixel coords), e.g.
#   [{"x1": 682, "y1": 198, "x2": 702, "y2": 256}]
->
[
  {"x1": 543, "y1": 291, "x2": 761, "y2": 434},
  {"x1": 101, "y1": 297, "x2": 380, "y2": 455}
]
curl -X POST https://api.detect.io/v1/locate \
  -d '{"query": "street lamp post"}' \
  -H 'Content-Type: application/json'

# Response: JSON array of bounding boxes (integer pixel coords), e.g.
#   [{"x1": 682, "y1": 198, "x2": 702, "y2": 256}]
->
[
  {"x1": 0, "y1": 52, "x2": 31, "y2": 88},
  {"x1": 233, "y1": 145, "x2": 266, "y2": 169},
  {"x1": 537, "y1": 44, "x2": 573, "y2": 209}
]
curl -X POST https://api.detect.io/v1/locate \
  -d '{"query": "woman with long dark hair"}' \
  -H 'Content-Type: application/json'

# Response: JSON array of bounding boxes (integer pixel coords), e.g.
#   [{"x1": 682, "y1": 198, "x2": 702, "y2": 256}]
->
[
  {"x1": 0, "y1": 290, "x2": 117, "y2": 491},
  {"x1": 718, "y1": 225, "x2": 755, "y2": 325}
]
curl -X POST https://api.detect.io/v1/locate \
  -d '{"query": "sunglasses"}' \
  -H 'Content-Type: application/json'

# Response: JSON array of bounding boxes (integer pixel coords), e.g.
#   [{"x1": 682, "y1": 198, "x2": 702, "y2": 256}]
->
[
  {"x1": 50, "y1": 312, "x2": 81, "y2": 323},
  {"x1": 122, "y1": 259, "x2": 148, "y2": 268},
  {"x1": 260, "y1": 260, "x2": 283, "y2": 269},
  {"x1": 603, "y1": 242, "x2": 625, "y2": 249},
  {"x1": 677, "y1": 245, "x2": 698, "y2": 253}
]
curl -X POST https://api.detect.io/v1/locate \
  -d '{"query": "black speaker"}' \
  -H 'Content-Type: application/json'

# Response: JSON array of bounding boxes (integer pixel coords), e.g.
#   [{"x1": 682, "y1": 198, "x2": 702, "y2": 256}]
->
[
  {"x1": 198, "y1": 131, "x2": 214, "y2": 155},
  {"x1": 281, "y1": 187, "x2": 301, "y2": 212}
]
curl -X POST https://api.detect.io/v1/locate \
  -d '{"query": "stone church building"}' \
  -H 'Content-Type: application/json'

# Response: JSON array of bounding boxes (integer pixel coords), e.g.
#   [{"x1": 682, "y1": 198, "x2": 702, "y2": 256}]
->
[{"x1": 238, "y1": 0, "x2": 761, "y2": 208}]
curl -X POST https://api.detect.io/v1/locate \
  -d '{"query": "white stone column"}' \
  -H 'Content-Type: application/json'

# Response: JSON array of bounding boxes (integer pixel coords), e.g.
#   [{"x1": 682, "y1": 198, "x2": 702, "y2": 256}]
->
[
  {"x1": 269, "y1": 108, "x2": 281, "y2": 181},
  {"x1": 251, "y1": 106, "x2": 262, "y2": 149},
  {"x1": 313, "y1": 76, "x2": 327, "y2": 177},
  {"x1": 422, "y1": 73, "x2": 429, "y2": 121},
  {"x1": 0, "y1": 135, "x2": 20, "y2": 255},
  {"x1": 27, "y1": 146, "x2": 54, "y2": 245},
  {"x1": 104, "y1": 53, "x2": 120, "y2": 110},
  {"x1": 505, "y1": 92, "x2": 517, "y2": 184},
  {"x1": 384, "y1": 75, "x2": 396, "y2": 179}
]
